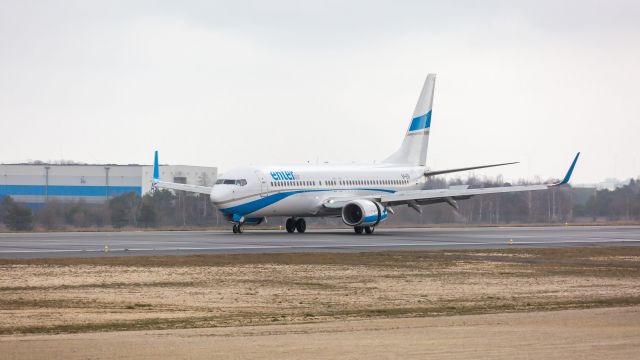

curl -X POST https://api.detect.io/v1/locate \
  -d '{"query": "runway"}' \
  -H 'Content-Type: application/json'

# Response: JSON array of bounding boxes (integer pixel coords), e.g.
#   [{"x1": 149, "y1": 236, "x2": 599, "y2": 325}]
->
[{"x1": 1, "y1": 225, "x2": 640, "y2": 258}]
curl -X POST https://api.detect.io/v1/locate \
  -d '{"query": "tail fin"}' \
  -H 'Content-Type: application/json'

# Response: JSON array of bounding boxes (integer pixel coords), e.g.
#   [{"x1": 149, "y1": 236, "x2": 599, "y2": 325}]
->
[{"x1": 383, "y1": 74, "x2": 436, "y2": 166}]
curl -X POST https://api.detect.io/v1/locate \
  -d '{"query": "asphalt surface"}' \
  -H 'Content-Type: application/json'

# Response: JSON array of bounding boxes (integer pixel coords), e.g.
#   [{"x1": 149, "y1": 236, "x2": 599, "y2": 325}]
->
[{"x1": 1, "y1": 226, "x2": 640, "y2": 259}]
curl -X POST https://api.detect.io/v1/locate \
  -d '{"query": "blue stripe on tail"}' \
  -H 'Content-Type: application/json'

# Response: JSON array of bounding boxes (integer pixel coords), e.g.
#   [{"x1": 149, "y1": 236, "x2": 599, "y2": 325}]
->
[{"x1": 408, "y1": 110, "x2": 432, "y2": 132}]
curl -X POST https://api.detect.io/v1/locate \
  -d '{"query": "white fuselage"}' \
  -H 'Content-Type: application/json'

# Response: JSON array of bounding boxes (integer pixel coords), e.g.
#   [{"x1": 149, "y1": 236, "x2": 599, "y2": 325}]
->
[{"x1": 210, "y1": 163, "x2": 426, "y2": 221}]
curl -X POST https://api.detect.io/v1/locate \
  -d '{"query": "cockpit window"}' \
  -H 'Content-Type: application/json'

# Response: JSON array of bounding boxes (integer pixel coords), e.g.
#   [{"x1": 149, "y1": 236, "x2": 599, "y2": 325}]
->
[{"x1": 215, "y1": 179, "x2": 247, "y2": 186}]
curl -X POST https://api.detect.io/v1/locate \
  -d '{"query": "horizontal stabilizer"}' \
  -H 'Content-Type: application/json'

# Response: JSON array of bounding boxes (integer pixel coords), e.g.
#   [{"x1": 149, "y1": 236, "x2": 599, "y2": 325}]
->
[{"x1": 425, "y1": 161, "x2": 518, "y2": 177}]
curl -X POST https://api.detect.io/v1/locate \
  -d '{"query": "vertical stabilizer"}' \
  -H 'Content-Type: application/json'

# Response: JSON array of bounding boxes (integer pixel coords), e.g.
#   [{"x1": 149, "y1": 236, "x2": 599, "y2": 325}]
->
[{"x1": 383, "y1": 74, "x2": 436, "y2": 166}]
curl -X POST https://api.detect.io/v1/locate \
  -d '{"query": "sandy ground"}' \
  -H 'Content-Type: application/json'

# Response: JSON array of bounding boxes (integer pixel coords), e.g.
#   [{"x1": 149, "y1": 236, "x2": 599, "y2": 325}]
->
[
  {"x1": 1, "y1": 248, "x2": 640, "y2": 334},
  {"x1": 2, "y1": 307, "x2": 639, "y2": 359},
  {"x1": 1, "y1": 247, "x2": 639, "y2": 358}
]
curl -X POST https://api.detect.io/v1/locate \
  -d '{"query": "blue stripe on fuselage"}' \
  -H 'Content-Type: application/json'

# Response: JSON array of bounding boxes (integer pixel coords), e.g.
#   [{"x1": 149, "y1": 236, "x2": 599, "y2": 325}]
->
[
  {"x1": 408, "y1": 110, "x2": 432, "y2": 132},
  {"x1": 219, "y1": 188, "x2": 395, "y2": 216}
]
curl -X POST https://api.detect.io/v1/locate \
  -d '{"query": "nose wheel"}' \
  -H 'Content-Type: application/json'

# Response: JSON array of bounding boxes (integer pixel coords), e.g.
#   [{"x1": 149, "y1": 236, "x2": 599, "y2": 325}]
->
[{"x1": 232, "y1": 224, "x2": 244, "y2": 234}]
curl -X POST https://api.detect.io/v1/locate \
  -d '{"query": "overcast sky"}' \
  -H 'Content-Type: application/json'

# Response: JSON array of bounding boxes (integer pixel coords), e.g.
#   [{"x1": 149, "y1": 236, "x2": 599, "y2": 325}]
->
[{"x1": 1, "y1": 0, "x2": 638, "y2": 183}]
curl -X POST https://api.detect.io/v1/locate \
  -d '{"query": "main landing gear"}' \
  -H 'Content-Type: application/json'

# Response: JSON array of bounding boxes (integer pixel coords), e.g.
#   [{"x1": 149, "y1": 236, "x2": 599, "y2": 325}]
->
[
  {"x1": 285, "y1": 218, "x2": 306, "y2": 233},
  {"x1": 232, "y1": 224, "x2": 244, "y2": 234},
  {"x1": 354, "y1": 226, "x2": 375, "y2": 234}
]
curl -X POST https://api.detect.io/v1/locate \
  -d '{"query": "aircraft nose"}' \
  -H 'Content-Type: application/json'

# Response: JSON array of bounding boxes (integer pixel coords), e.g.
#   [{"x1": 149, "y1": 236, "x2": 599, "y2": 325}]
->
[{"x1": 210, "y1": 185, "x2": 225, "y2": 204}]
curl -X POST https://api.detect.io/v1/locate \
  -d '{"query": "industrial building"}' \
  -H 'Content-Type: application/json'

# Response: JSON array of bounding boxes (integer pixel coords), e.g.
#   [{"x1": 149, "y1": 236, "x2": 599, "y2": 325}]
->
[{"x1": 0, "y1": 163, "x2": 217, "y2": 206}]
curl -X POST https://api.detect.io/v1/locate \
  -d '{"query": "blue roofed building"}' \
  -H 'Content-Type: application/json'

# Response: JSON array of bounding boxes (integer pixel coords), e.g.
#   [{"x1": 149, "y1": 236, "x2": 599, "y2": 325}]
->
[{"x1": 0, "y1": 164, "x2": 217, "y2": 207}]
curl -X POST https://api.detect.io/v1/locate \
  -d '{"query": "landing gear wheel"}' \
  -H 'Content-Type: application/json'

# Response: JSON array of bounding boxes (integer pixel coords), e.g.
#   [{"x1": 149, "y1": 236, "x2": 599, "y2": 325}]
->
[
  {"x1": 364, "y1": 226, "x2": 374, "y2": 234},
  {"x1": 354, "y1": 226, "x2": 364, "y2": 234},
  {"x1": 232, "y1": 224, "x2": 238, "y2": 233},
  {"x1": 285, "y1": 218, "x2": 296, "y2": 233},
  {"x1": 295, "y1": 218, "x2": 306, "y2": 233},
  {"x1": 236, "y1": 224, "x2": 244, "y2": 234}
]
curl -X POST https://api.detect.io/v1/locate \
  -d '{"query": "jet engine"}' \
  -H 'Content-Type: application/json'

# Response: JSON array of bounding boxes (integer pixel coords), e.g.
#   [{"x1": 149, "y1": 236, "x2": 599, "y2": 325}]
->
[{"x1": 341, "y1": 200, "x2": 388, "y2": 227}]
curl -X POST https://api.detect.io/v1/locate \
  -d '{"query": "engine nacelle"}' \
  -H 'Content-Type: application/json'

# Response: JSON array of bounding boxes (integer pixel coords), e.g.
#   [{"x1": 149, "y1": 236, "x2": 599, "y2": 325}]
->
[{"x1": 341, "y1": 200, "x2": 388, "y2": 227}]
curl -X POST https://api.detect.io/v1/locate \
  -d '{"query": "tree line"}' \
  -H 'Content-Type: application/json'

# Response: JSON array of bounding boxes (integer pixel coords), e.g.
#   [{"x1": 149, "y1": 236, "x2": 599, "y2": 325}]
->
[
  {"x1": 1, "y1": 189, "x2": 221, "y2": 231},
  {"x1": 1, "y1": 176, "x2": 639, "y2": 231}
]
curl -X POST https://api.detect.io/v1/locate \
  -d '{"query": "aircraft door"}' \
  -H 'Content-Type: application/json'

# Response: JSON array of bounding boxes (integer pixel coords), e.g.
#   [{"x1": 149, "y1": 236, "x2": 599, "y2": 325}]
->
[{"x1": 255, "y1": 171, "x2": 268, "y2": 197}]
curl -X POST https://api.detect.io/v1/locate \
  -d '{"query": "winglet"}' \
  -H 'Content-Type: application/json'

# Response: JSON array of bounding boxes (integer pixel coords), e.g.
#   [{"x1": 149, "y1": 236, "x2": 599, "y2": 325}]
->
[
  {"x1": 553, "y1": 152, "x2": 580, "y2": 186},
  {"x1": 153, "y1": 150, "x2": 159, "y2": 183}
]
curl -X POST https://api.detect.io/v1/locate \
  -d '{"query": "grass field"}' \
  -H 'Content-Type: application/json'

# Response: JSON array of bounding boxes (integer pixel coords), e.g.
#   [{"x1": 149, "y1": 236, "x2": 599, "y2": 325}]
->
[{"x1": 1, "y1": 247, "x2": 639, "y2": 335}]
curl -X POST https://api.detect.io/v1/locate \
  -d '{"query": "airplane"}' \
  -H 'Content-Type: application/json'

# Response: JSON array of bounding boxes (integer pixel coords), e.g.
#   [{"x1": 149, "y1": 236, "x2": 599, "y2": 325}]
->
[{"x1": 152, "y1": 74, "x2": 580, "y2": 234}]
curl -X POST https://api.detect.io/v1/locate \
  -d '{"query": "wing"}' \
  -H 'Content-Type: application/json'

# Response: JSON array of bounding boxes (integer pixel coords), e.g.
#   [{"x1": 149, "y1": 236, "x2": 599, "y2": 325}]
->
[
  {"x1": 151, "y1": 150, "x2": 213, "y2": 195},
  {"x1": 324, "y1": 153, "x2": 580, "y2": 210},
  {"x1": 153, "y1": 180, "x2": 212, "y2": 195}
]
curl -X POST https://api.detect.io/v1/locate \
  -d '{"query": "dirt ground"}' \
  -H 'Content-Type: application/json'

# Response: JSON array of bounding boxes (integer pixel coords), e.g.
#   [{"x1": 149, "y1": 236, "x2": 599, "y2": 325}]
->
[
  {"x1": 1, "y1": 247, "x2": 640, "y2": 335},
  {"x1": 2, "y1": 307, "x2": 639, "y2": 359}
]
